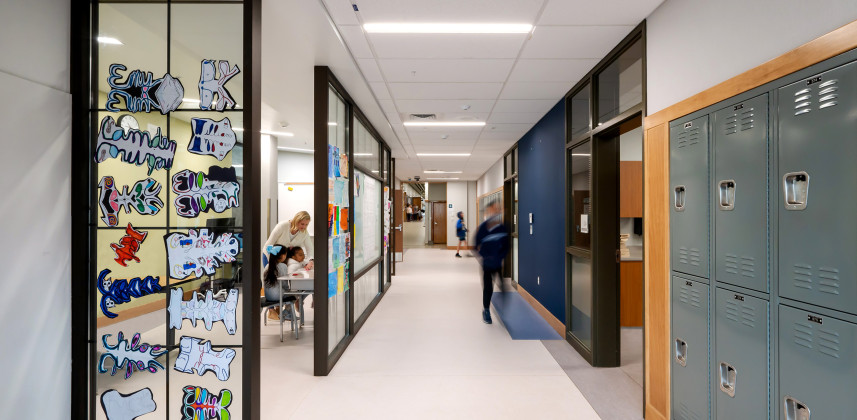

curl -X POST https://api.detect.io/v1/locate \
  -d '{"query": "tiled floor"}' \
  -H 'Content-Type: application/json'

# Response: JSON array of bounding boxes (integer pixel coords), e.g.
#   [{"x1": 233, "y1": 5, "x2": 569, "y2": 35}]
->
[{"x1": 261, "y1": 248, "x2": 602, "y2": 419}]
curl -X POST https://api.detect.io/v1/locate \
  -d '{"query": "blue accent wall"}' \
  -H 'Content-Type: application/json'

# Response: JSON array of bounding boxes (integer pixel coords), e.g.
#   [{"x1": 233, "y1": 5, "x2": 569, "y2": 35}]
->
[{"x1": 517, "y1": 100, "x2": 566, "y2": 322}]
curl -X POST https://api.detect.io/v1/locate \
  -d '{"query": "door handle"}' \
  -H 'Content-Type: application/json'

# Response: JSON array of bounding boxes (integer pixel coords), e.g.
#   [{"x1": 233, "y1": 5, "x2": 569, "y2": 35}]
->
[
  {"x1": 718, "y1": 180, "x2": 736, "y2": 211},
  {"x1": 783, "y1": 171, "x2": 809, "y2": 210},
  {"x1": 784, "y1": 396, "x2": 811, "y2": 420},
  {"x1": 719, "y1": 361, "x2": 737, "y2": 397},
  {"x1": 674, "y1": 338, "x2": 687, "y2": 367},
  {"x1": 674, "y1": 185, "x2": 686, "y2": 212}
]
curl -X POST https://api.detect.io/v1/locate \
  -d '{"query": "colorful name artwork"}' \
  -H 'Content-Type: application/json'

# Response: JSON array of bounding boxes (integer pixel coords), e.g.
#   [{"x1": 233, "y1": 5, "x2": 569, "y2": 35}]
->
[
  {"x1": 106, "y1": 63, "x2": 184, "y2": 114},
  {"x1": 198, "y1": 59, "x2": 240, "y2": 111},
  {"x1": 174, "y1": 336, "x2": 236, "y2": 381},
  {"x1": 98, "y1": 269, "x2": 162, "y2": 319},
  {"x1": 168, "y1": 288, "x2": 239, "y2": 335},
  {"x1": 98, "y1": 332, "x2": 167, "y2": 379},
  {"x1": 94, "y1": 116, "x2": 176, "y2": 175},
  {"x1": 188, "y1": 117, "x2": 237, "y2": 161},
  {"x1": 101, "y1": 388, "x2": 157, "y2": 420},
  {"x1": 98, "y1": 176, "x2": 164, "y2": 227},
  {"x1": 110, "y1": 223, "x2": 147, "y2": 267},
  {"x1": 181, "y1": 386, "x2": 232, "y2": 420},
  {"x1": 172, "y1": 166, "x2": 240, "y2": 218},
  {"x1": 165, "y1": 229, "x2": 240, "y2": 279}
]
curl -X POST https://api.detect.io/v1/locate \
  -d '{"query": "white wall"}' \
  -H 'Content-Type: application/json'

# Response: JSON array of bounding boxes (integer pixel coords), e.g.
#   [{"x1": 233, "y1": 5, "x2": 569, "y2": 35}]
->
[
  {"x1": 261, "y1": 135, "x2": 278, "y2": 246},
  {"x1": 0, "y1": 1, "x2": 70, "y2": 418},
  {"x1": 426, "y1": 182, "x2": 447, "y2": 202},
  {"x1": 647, "y1": 0, "x2": 857, "y2": 114},
  {"x1": 477, "y1": 158, "x2": 504, "y2": 197},
  {"x1": 277, "y1": 150, "x2": 315, "y2": 236},
  {"x1": 445, "y1": 182, "x2": 478, "y2": 247}
]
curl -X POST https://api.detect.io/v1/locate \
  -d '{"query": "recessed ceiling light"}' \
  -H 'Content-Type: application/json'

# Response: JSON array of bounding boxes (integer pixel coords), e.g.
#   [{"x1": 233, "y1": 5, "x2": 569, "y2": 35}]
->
[
  {"x1": 571, "y1": 153, "x2": 591, "y2": 156},
  {"x1": 231, "y1": 164, "x2": 244, "y2": 168},
  {"x1": 328, "y1": 122, "x2": 338, "y2": 126},
  {"x1": 354, "y1": 153, "x2": 374, "y2": 156},
  {"x1": 363, "y1": 23, "x2": 533, "y2": 34},
  {"x1": 404, "y1": 121, "x2": 485, "y2": 127},
  {"x1": 424, "y1": 170, "x2": 462, "y2": 174},
  {"x1": 277, "y1": 147, "x2": 314, "y2": 153},
  {"x1": 426, "y1": 177, "x2": 460, "y2": 180},
  {"x1": 261, "y1": 130, "x2": 295, "y2": 137},
  {"x1": 417, "y1": 153, "x2": 471, "y2": 157},
  {"x1": 97, "y1": 36, "x2": 123, "y2": 45},
  {"x1": 233, "y1": 127, "x2": 244, "y2": 132}
]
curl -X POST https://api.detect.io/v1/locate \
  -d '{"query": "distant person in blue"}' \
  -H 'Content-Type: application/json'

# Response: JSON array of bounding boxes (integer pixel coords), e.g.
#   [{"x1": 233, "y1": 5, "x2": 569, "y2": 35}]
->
[
  {"x1": 475, "y1": 201, "x2": 509, "y2": 324},
  {"x1": 455, "y1": 211, "x2": 467, "y2": 258}
]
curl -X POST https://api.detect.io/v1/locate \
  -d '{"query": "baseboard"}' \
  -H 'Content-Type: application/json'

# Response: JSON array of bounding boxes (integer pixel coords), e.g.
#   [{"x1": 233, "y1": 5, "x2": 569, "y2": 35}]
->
[
  {"x1": 517, "y1": 285, "x2": 565, "y2": 338},
  {"x1": 446, "y1": 246, "x2": 475, "y2": 250}
]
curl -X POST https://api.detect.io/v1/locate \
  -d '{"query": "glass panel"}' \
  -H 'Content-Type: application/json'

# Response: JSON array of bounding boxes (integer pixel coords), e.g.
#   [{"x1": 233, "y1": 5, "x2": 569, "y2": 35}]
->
[
  {"x1": 597, "y1": 39, "x2": 643, "y2": 124},
  {"x1": 169, "y1": 346, "x2": 243, "y2": 418},
  {"x1": 569, "y1": 142, "x2": 592, "y2": 249},
  {"x1": 353, "y1": 118, "x2": 380, "y2": 173},
  {"x1": 505, "y1": 153, "x2": 513, "y2": 178},
  {"x1": 354, "y1": 264, "x2": 380, "y2": 319},
  {"x1": 327, "y1": 87, "x2": 349, "y2": 353},
  {"x1": 570, "y1": 254, "x2": 593, "y2": 349},
  {"x1": 570, "y1": 85, "x2": 590, "y2": 139},
  {"x1": 354, "y1": 169, "x2": 382, "y2": 272}
]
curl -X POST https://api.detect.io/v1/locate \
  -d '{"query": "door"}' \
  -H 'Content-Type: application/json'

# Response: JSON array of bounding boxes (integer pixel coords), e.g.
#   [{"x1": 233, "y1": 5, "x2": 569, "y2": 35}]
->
[
  {"x1": 394, "y1": 189, "x2": 403, "y2": 263},
  {"x1": 432, "y1": 201, "x2": 447, "y2": 244},
  {"x1": 670, "y1": 115, "x2": 710, "y2": 280},
  {"x1": 671, "y1": 274, "x2": 710, "y2": 420}
]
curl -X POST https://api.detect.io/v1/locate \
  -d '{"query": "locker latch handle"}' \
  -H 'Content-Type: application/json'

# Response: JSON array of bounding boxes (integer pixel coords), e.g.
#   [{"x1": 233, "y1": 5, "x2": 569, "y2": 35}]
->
[
  {"x1": 674, "y1": 338, "x2": 687, "y2": 367},
  {"x1": 718, "y1": 180, "x2": 736, "y2": 211},
  {"x1": 783, "y1": 171, "x2": 809, "y2": 210},
  {"x1": 674, "y1": 186, "x2": 686, "y2": 212},
  {"x1": 784, "y1": 396, "x2": 811, "y2": 420},
  {"x1": 719, "y1": 361, "x2": 737, "y2": 397}
]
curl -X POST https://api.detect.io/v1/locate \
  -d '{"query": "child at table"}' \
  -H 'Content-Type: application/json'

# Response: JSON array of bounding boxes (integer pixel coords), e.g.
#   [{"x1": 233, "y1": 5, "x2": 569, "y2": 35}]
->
[
  {"x1": 286, "y1": 246, "x2": 311, "y2": 278},
  {"x1": 264, "y1": 244, "x2": 297, "y2": 320}
]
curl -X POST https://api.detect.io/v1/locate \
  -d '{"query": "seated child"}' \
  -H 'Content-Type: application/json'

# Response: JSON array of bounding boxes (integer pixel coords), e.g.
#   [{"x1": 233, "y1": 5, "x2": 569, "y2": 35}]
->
[{"x1": 286, "y1": 246, "x2": 311, "y2": 278}]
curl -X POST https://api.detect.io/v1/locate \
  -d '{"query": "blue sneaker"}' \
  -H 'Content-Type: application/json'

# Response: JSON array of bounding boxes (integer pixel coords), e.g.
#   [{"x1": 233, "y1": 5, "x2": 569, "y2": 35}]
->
[{"x1": 482, "y1": 309, "x2": 492, "y2": 324}]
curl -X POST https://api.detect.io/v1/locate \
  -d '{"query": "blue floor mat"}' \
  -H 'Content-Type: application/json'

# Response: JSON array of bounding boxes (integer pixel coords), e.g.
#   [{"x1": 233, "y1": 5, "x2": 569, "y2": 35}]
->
[{"x1": 491, "y1": 292, "x2": 562, "y2": 340}]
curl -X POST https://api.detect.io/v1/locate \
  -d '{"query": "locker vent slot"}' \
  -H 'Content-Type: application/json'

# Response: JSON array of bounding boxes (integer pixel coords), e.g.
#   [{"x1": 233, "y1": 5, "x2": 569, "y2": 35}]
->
[
  {"x1": 793, "y1": 263, "x2": 813, "y2": 290},
  {"x1": 688, "y1": 248, "x2": 701, "y2": 267},
  {"x1": 725, "y1": 300, "x2": 757, "y2": 327},
  {"x1": 740, "y1": 256, "x2": 755, "y2": 278},
  {"x1": 724, "y1": 254, "x2": 739, "y2": 275},
  {"x1": 678, "y1": 247, "x2": 689, "y2": 265},
  {"x1": 725, "y1": 300, "x2": 741, "y2": 323},
  {"x1": 679, "y1": 284, "x2": 691, "y2": 304},
  {"x1": 818, "y1": 266, "x2": 841, "y2": 295},
  {"x1": 818, "y1": 79, "x2": 838, "y2": 110},
  {"x1": 676, "y1": 402, "x2": 703, "y2": 420},
  {"x1": 794, "y1": 87, "x2": 813, "y2": 116},
  {"x1": 678, "y1": 283, "x2": 703, "y2": 308},
  {"x1": 724, "y1": 114, "x2": 738, "y2": 135},
  {"x1": 817, "y1": 328, "x2": 841, "y2": 358},
  {"x1": 792, "y1": 322, "x2": 814, "y2": 349},
  {"x1": 686, "y1": 127, "x2": 701, "y2": 146},
  {"x1": 740, "y1": 108, "x2": 755, "y2": 131},
  {"x1": 689, "y1": 288, "x2": 703, "y2": 308},
  {"x1": 677, "y1": 132, "x2": 688, "y2": 148}
]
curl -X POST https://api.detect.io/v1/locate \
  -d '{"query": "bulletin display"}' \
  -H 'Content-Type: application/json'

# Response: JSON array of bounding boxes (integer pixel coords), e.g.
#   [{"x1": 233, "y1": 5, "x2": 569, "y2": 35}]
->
[{"x1": 327, "y1": 86, "x2": 350, "y2": 353}]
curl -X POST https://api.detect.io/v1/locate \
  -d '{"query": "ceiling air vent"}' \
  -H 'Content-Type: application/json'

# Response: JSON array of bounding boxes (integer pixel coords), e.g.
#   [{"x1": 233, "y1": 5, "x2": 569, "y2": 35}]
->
[{"x1": 409, "y1": 113, "x2": 437, "y2": 121}]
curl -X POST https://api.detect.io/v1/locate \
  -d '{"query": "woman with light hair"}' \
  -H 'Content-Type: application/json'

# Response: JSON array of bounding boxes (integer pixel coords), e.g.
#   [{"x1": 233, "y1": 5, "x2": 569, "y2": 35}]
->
[{"x1": 265, "y1": 211, "x2": 314, "y2": 271}]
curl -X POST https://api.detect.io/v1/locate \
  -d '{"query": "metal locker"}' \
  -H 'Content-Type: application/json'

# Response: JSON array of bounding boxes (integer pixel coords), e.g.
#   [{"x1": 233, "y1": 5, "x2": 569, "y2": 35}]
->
[
  {"x1": 672, "y1": 274, "x2": 710, "y2": 420},
  {"x1": 671, "y1": 115, "x2": 710, "y2": 280},
  {"x1": 778, "y1": 304, "x2": 857, "y2": 420},
  {"x1": 714, "y1": 288, "x2": 769, "y2": 419},
  {"x1": 713, "y1": 95, "x2": 768, "y2": 293},
  {"x1": 778, "y1": 60, "x2": 857, "y2": 315}
]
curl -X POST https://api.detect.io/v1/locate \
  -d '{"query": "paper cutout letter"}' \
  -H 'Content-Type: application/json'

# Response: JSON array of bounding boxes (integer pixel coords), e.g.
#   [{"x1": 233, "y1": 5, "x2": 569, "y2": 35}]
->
[
  {"x1": 98, "y1": 332, "x2": 167, "y2": 379},
  {"x1": 165, "y1": 229, "x2": 239, "y2": 279},
  {"x1": 106, "y1": 63, "x2": 184, "y2": 114},
  {"x1": 94, "y1": 116, "x2": 176, "y2": 175},
  {"x1": 98, "y1": 176, "x2": 164, "y2": 227},
  {"x1": 101, "y1": 388, "x2": 156, "y2": 420},
  {"x1": 110, "y1": 223, "x2": 148, "y2": 267},
  {"x1": 188, "y1": 118, "x2": 237, "y2": 161},
  {"x1": 98, "y1": 269, "x2": 162, "y2": 319},
  {"x1": 172, "y1": 166, "x2": 240, "y2": 218},
  {"x1": 174, "y1": 336, "x2": 236, "y2": 381},
  {"x1": 181, "y1": 385, "x2": 232, "y2": 420},
  {"x1": 168, "y1": 287, "x2": 238, "y2": 335},
  {"x1": 198, "y1": 60, "x2": 240, "y2": 111}
]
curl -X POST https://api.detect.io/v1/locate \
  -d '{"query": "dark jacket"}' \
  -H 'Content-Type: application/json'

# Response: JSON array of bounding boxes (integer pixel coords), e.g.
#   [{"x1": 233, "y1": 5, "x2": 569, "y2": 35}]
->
[
  {"x1": 475, "y1": 217, "x2": 509, "y2": 270},
  {"x1": 456, "y1": 218, "x2": 467, "y2": 237}
]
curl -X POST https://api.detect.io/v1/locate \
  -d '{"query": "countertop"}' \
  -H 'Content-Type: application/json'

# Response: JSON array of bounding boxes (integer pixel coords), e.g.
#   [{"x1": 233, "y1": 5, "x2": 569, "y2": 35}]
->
[{"x1": 621, "y1": 245, "x2": 643, "y2": 262}]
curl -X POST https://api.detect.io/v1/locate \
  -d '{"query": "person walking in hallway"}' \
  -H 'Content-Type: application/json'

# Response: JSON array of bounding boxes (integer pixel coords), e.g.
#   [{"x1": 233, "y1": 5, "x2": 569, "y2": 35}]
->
[
  {"x1": 455, "y1": 211, "x2": 467, "y2": 258},
  {"x1": 475, "y1": 201, "x2": 509, "y2": 324}
]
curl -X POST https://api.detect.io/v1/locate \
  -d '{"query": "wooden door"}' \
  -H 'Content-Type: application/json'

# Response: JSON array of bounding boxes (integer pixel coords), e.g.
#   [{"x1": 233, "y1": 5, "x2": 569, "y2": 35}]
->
[
  {"x1": 431, "y1": 201, "x2": 447, "y2": 244},
  {"x1": 394, "y1": 189, "x2": 404, "y2": 262}
]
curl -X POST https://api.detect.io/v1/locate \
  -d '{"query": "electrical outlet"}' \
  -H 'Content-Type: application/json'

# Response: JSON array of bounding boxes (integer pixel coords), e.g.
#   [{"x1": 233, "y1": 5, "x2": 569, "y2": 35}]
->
[{"x1": 537, "y1": 276, "x2": 540, "y2": 285}]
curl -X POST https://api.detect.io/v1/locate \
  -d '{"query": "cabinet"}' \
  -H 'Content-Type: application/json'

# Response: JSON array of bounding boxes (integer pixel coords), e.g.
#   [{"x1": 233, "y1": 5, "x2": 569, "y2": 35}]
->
[
  {"x1": 620, "y1": 261, "x2": 643, "y2": 327},
  {"x1": 619, "y1": 161, "x2": 642, "y2": 217}
]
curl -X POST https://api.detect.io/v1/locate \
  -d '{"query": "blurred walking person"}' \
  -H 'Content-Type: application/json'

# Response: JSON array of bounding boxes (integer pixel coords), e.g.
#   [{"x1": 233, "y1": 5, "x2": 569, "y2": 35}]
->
[
  {"x1": 475, "y1": 201, "x2": 509, "y2": 324},
  {"x1": 455, "y1": 211, "x2": 467, "y2": 258}
]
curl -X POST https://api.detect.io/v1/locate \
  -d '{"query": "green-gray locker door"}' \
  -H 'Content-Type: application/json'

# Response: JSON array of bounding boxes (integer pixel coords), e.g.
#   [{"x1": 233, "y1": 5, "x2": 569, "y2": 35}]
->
[
  {"x1": 715, "y1": 288, "x2": 769, "y2": 419},
  {"x1": 779, "y1": 305, "x2": 857, "y2": 420},
  {"x1": 670, "y1": 116, "x2": 710, "y2": 280},
  {"x1": 713, "y1": 95, "x2": 768, "y2": 293},
  {"x1": 778, "y1": 60, "x2": 857, "y2": 315},
  {"x1": 672, "y1": 274, "x2": 710, "y2": 420}
]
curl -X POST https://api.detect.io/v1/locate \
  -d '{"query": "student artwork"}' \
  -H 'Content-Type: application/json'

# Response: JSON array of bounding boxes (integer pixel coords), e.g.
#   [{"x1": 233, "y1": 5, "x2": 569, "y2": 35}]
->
[
  {"x1": 106, "y1": 63, "x2": 184, "y2": 114},
  {"x1": 98, "y1": 332, "x2": 167, "y2": 379},
  {"x1": 327, "y1": 204, "x2": 335, "y2": 236},
  {"x1": 332, "y1": 237, "x2": 341, "y2": 267},
  {"x1": 101, "y1": 388, "x2": 157, "y2": 420},
  {"x1": 98, "y1": 269, "x2": 162, "y2": 319},
  {"x1": 340, "y1": 152, "x2": 348, "y2": 175},
  {"x1": 198, "y1": 59, "x2": 240, "y2": 111},
  {"x1": 165, "y1": 229, "x2": 240, "y2": 279},
  {"x1": 333, "y1": 146, "x2": 341, "y2": 177},
  {"x1": 337, "y1": 265, "x2": 345, "y2": 294},
  {"x1": 168, "y1": 287, "x2": 239, "y2": 335},
  {"x1": 181, "y1": 385, "x2": 232, "y2": 420},
  {"x1": 98, "y1": 176, "x2": 164, "y2": 227},
  {"x1": 94, "y1": 116, "x2": 176, "y2": 175},
  {"x1": 328, "y1": 271, "x2": 337, "y2": 298},
  {"x1": 340, "y1": 207, "x2": 348, "y2": 232},
  {"x1": 188, "y1": 117, "x2": 237, "y2": 161},
  {"x1": 172, "y1": 166, "x2": 240, "y2": 218},
  {"x1": 327, "y1": 145, "x2": 334, "y2": 178},
  {"x1": 345, "y1": 233, "x2": 351, "y2": 258},
  {"x1": 174, "y1": 336, "x2": 236, "y2": 381},
  {"x1": 110, "y1": 223, "x2": 147, "y2": 267}
]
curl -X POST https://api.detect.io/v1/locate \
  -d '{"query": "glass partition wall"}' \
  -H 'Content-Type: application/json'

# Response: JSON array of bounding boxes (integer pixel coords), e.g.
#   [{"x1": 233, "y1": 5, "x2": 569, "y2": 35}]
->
[
  {"x1": 314, "y1": 67, "x2": 392, "y2": 375},
  {"x1": 71, "y1": 1, "x2": 261, "y2": 418}
]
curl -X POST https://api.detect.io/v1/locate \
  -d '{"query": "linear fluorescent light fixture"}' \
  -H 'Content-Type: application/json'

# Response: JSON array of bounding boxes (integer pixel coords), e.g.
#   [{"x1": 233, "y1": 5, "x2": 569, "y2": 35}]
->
[
  {"x1": 424, "y1": 170, "x2": 462, "y2": 174},
  {"x1": 328, "y1": 122, "x2": 338, "y2": 126},
  {"x1": 416, "y1": 153, "x2": 471, "y2": 157},
  {"x1": 353, "y1": 153, "x2": 374, "y2": 156},
  {"x1": 277, "y1": 147, "x2": 314, "y2": 153},
  {"x1": 571, "y1": 153, "x2": 591, "y2": 156},
  {"x1": 233, "y1": 127, "x2": 244, "y2": 132},
  {"x1": 97, "y1": 36, "x2": 123, "y2": 45},
  {"x1": 231, "y1": 164, "x2": 244, "y2": 168},
  {"x1": 404, "y1": 121, "x2": 485, "y2": 127},
  {"x1": 182, "y1": 98, "x2": 200, "y2": 103},
  {"x1": 364, "y1": 23, "x2": 533, "y2": 34},
  {"x1": 261, "y1": 130, "x2": 295, "y2": 137}
]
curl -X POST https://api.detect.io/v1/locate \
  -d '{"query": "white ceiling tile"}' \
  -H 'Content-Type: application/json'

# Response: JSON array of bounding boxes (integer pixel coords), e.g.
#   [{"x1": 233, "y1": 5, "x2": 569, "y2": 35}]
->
[
  {"x1": 389, "y1": 83, "x2": 503, "y2": 100},
  {"x1": 484, "y1": 123, "x2": 533, "y2": 132},
  {"x1": 538, "y1": 0, "x2": 664, "y2": 25},
  {"x1": 405, "y1": 125, "x2": 485, "y2": 135},
  {"x1": 357, "y1": 58, "x2": 384, "y2": 81},
  {"x1": 508, "y1": 59, "x2": 598, "y2": 82},
  {"x1": 408, "y1": 131, "x2": 480, "y2": 141},
  {"x1": 370, "y1": 82, "x2": 392, "y2": 100},
  {"x1": 378, "y1": 99, "x2": 397, "y2": 114},
  {"x1": 522, "y1": 26, "x2": 635, "y2": 59},
  {"x1": 379, "y1": 59, "x2": 515, "y2": 83},
  {"x1": 322, "y1": 0, "x2": 360, "y2": 25},
  {"x1": 499, "y1": 82, "x2": 571, "y2": 100},
  {"x1": 487, "y1": 112, "x2": 546, "y2": 124},
  {"x1": 393, "y1": 99, "x2": 495, "y2": 114},
  {"x1": 414, "y1": 145, "x2": 474, "y2": 153},
  {"x1": 367, "y1": 33, "x2": 526, "y2": 59},
  {"x1": 492, "y1": 99, "x2": 558, "y2": 114},
  {"x1": 478, "y1": 130, "x2": 525, "y2": 141},
  {"x1": 338, "y1": 26, "x2": 373, "y2": 58},
  {"x1": 355, "y1": 0, "x2": 543, "y2": 23},
  {"x1": 401, "y1": 112, "x2": 489, "y2": 124},
  {"x1": 386, "y1": 112, "x2": 403, "y2": 124}
]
